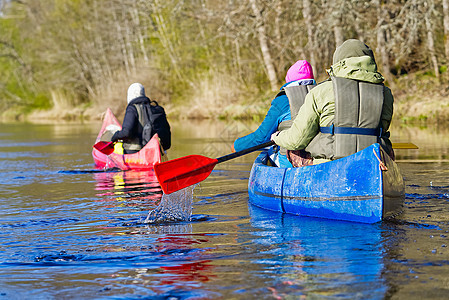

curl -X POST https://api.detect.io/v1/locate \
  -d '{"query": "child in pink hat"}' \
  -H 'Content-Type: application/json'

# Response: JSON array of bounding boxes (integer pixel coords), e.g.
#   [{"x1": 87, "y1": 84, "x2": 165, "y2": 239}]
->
[
  {"x1": 285, "y1": 60, "x2": 315, "y2": 85},
  {"x1": 233, "y1": 60, "x2": 315, "y2": 168}
]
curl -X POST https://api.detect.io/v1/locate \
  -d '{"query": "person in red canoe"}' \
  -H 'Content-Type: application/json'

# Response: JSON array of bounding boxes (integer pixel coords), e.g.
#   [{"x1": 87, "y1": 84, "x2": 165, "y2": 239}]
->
[{"x1": 111, "y1": 83, "x2": 171, "y2": 154}]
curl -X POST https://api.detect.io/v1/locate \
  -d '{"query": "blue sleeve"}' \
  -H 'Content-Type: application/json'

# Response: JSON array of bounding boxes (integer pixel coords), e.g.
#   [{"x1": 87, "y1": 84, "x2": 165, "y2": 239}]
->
[{"x1": 234, "y1": 94, "x2": 290, "y2": 152}]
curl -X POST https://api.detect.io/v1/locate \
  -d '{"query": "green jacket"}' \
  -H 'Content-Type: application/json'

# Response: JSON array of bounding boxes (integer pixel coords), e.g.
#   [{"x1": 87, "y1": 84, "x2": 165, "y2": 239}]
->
[{"x1": 272, "y1": 55, "x2": 394, "y2": 163}]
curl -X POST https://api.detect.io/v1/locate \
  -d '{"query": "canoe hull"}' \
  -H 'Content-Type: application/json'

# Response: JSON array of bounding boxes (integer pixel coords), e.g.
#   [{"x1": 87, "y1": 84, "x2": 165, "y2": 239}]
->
[
  {"x1": 92, "y1": 108, "x2": 163, "y2": 170},
  {"x1": 248, "y1": 143, "x2": 404, "y2": 223}
]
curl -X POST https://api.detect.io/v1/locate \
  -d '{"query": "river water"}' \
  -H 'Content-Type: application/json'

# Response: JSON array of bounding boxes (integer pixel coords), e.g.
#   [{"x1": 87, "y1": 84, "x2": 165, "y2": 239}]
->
[{"x1": 0, "y1": 120, "x2": 448, "y2": 299}]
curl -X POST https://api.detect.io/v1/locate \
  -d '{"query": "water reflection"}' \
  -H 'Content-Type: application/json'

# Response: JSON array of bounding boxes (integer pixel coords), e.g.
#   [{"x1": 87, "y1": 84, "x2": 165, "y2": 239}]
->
[
  {"x1": 248, "y1": 204, "x2": 388, "y2": 299},
  {"x1": 93, "y1": 169, "x2": 162, "y2": 207},
  {"x1": 90, "y1": 168, "x2": 217, "y2": 298},
  {"x1": 391, "y1": 124, "x2": 449, "y2": 161},
  {"x1": 103, "y1": 228, "x2": 218, "y2": 298},
  {"x1": 1, "y1": 120, "x2": 448, "y2": 298},
  {"x1": 379, "y1": 218, "x2": 449, "y2": 299},
  {"x1": 157, "y1": 260, "x2": 214, "y2": 284}
]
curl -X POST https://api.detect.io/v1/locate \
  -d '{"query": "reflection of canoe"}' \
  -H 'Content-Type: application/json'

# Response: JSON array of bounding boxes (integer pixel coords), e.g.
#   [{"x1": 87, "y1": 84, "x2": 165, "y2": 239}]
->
[
  {"x1": 93, "y1": 169, "x2": 162, "y2": 203},
  {"x1": 92, "y1": 108, "x2": 163, "y2": 170},
  {"x1": 247, "y1": 204, "x2": 385, "y2": 298},
  {"x1": 248, "y1": 143, "x2": 404, "y2": 223}
]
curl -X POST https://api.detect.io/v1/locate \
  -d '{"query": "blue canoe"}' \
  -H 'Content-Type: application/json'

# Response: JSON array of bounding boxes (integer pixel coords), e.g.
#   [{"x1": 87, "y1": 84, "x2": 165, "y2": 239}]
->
[{"x1": 248, "y1": 143, "x2": 405, "y2": 223}]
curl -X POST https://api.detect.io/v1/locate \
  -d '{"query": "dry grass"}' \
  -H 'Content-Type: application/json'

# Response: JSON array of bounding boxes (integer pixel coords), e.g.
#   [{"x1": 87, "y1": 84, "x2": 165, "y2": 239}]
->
[
  {"x1": 26, "y1": 65, "x2": 170, "y2": 123},
  {"x1": 182, "y1": 73, "x2": 239, "y2": 119},
  {"x1": 393, "y1": 72, "x2": 449, "y2": 125},
  {"x1": 172, "y1": 71, "x2": 267, "y2": 120},
  {"x1": 88, "y1": 67, "x2": 170, "y2": 121},
  {"x1": 13, "y1": 68, "x2": 449, "y2": 126},
  {"x1": 27, "y1": 90, "x2": 87, "y2": 122}
]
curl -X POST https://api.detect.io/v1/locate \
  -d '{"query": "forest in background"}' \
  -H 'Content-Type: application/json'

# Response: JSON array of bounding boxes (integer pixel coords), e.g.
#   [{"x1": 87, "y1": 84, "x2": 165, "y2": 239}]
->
[{"x1": 0, "y1": 0, "x2": 448, "y2": 124}]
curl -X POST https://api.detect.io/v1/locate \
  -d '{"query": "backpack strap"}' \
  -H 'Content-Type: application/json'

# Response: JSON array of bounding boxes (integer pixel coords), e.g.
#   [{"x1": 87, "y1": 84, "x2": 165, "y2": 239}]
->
[
  {"x1": 134, "y1": 104, "x2": 146, "y2": 128},
  {"x1": 146, "y1": 100, "x2": 158, "y2": 128},
  {"x1": 133, "y1": 103, "x2": 153, "y2": 145}
]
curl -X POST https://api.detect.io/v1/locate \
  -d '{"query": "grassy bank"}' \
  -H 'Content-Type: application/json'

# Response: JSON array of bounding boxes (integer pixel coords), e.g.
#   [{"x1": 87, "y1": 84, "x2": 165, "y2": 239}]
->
[
  {"x1": 393, "y1": 73, "x2": 449, "y2": 126},
  {"x1": 2, "y1": 72, "x2": 448, "y2": 126}
]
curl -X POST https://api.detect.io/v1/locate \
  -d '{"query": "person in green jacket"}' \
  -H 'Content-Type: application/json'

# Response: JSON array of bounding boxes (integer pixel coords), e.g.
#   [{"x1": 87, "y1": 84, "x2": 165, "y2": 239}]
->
[{"x1": 271, "y1": 39, "x2": 394, "y2": 166}]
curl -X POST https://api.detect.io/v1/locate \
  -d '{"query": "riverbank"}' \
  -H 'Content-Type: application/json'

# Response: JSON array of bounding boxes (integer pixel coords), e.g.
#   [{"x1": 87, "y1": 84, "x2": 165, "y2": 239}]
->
[
  {"x1": 393, "y1": 73, "x2": 449, "y2": 125},
  {"x1": 2, "y1": 73, "x2": 448, "y2": 126}
]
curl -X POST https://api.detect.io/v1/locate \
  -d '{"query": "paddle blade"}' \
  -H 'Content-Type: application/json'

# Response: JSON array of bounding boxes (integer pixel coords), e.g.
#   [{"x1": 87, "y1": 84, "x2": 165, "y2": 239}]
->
[
  {"x1": 154, "y1": 155, "x2": 219, "y2": 194},
  {"x1": 93, "y1": 141, "x2": 115, "y2": 155},
  {"x1": 392, "y1": 142, "x2": 419, "y2": 149}
]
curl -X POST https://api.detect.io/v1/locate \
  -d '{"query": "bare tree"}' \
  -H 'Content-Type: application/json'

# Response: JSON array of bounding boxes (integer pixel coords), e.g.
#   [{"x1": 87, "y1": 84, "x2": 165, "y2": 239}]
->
[
  {"x1": 303, "y1": 0, "x2": 317, "y2": 74},
  {"x1": 249, "y1": 0, "x2": 278, "y2": 91},
  {"x1": 375, "y1": 0, "x2": 393, "y2": 83},
  {"x1": 330, "y1": 0, "x2": 344, "y2": 47},
  {"x1": 424, "y1": 0, "x2": 440, "y2": 80},
  {"x1": 443, "y1": 0, "x2": 449, "y2": 63},
  {"x1": 2, "y1": 0, "x2": 449, "y2": 115}
]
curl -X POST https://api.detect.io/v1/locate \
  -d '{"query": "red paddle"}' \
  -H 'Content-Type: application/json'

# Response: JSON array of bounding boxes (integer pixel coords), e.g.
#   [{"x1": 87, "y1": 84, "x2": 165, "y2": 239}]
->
[
  {"x1": 93, "y1": 141, "x2": 115, "y2": 155},
  {"x1": 155, "y1": 141, "x2": 275, "y2": 194}
]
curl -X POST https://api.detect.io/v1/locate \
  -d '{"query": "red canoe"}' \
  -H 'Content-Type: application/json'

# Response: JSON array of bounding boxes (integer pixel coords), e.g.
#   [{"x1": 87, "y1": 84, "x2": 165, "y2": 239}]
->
[{"x1": 92, "y1": 108, "x2": 164, "y2": 170}]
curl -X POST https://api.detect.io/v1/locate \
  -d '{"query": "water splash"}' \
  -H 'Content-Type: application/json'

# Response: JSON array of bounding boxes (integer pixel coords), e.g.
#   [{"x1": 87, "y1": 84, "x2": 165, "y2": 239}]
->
[{"x1": 144, "y1": 185, "x2": 195, "y2": 224}]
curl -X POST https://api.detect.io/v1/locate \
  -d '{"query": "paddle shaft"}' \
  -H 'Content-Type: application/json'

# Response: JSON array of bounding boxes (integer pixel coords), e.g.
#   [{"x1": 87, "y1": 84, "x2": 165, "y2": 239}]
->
[
  {"x1": 215, "y1": 141, "x2": 417, "y2": 164},
  {"x1": 154, "y1": 140, "x2": 275, "y2": 194},
  {"x1": 216, "y1": 141, "x2": 275, "y2": 163}
]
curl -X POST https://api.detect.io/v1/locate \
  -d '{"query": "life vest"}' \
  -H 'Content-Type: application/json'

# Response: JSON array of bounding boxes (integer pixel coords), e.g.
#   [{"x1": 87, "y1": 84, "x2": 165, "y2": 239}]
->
[
  {"x1": 307, "y1": 77, "x2": 384, "y2": 159},
  {"x1": 277, "y1": 84, "x2": 316, "y2": 131},
  {"x1": 277, "y1": 84, "x2": 316, "y2": 156}
]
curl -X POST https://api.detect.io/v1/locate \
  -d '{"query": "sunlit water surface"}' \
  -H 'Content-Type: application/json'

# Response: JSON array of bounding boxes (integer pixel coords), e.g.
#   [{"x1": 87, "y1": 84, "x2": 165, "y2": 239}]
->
[{"x1": 0, "y1": 121, "x2": 448, "y2": 299}]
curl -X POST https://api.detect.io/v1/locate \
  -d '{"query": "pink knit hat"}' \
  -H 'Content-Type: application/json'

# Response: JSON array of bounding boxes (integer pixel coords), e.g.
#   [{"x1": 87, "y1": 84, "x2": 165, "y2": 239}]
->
[{"x1": 285, "y1": 60, "x2": 314, "y2": 83}]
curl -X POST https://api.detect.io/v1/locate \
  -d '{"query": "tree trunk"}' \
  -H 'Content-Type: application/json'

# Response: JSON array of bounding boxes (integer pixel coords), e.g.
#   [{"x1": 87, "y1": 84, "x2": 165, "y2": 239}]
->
[
  {"x1": 123, "y1": 14, "x2": 136, "y2": 74},
  {"x1": 274, "y1": 0, "x2": 284, "y2": 68},
  {"x1": 112, "y1": 9, "x2": 131, "y2": 77},
  {"x1": 92, "y1": 0, "x2": 113, "y2": 83},
  {"x1": 303, "y1": 0, "x2": 316, "y2": 74},
  {"x1": 443, "y1": 0, "x2": 449, "y2": 63},
  {"x1": 249, "y1": 0, "x2": 279, "y2": 91},
  {"x1": 425, "y1": 1, "x2": 440, "y2": 80},
  {"x1": 375, "y1": 0, "x2": 393, "y2": 83},
  {"x1": 151, "y1": 0, "x2": 184, "y2": 82},
  {"x1": 333, "y1": 25, "x2": 344, "y2": 48},
  {"x1": 331, "y1": 0, "x2": 344, "y2": 47},
  {"x1": 131, "y1": 3, "x2": 149, "y2": 63}
]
